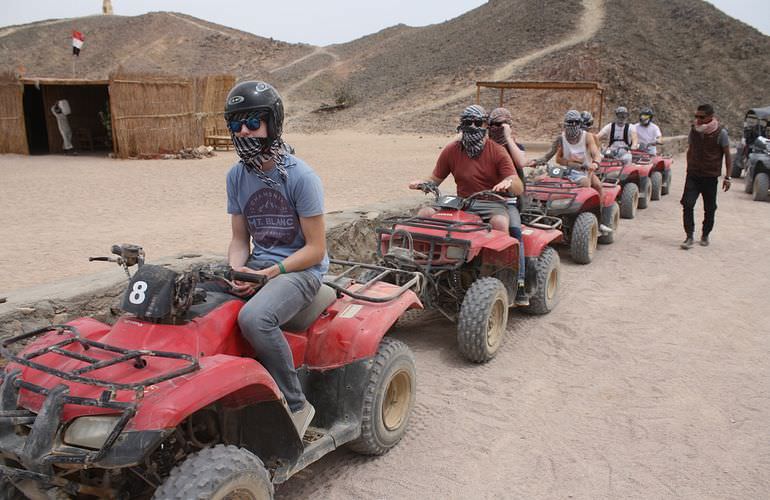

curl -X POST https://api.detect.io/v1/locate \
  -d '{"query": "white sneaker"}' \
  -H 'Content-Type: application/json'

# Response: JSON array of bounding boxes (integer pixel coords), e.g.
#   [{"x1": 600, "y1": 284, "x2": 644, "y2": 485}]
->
[
  {"x1": 291, "y1": 402, "x2": 315, "y2": 438},
  {"x1": 599, "y1": 224, "x2": 613, "y2": 235}
]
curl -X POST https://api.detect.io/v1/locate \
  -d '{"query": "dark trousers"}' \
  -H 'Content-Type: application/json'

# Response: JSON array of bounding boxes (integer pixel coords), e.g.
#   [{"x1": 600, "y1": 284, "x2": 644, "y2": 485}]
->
[{"x1": 680, "y1": 173, "x2": 718, "y2": 237}]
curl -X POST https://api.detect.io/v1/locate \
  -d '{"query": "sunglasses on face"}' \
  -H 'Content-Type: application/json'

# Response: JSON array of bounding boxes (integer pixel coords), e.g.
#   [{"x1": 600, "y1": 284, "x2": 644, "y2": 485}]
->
[
  {"x1": 489, "y1": 121, "x2": 508, "y2": 127},
  {"x1": 564, "y1": 120, "x2": 581, "y2": 126},
  {"x1": 461, "y1": 119, "x2": 485, "y2": 127},
  {"x1": 640, "y1": 114, "x2": 652, "y2": 119},
  {"x1": 227, "y1": 114, "x2": 266, "y2": 133}
]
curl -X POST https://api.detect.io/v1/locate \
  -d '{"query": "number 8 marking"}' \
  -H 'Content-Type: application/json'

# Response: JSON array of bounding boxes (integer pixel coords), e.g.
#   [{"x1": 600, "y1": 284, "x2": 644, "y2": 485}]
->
[{"x1": 129, "y1": 281, "x2": 148, "y2": 304}]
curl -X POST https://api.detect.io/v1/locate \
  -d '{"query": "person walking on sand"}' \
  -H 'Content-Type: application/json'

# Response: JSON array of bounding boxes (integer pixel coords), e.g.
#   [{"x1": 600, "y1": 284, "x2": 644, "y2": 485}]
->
[{"x1": 680, "y1": 103, "x2": 732, "y2": 249}]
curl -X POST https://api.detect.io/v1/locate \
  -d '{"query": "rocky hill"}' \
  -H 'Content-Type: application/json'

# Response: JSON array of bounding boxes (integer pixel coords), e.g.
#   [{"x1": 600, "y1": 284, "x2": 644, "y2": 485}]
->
[
  {"x1": 1, "y1": 0, "x2": 769, "y2": 139},
  {"x1": 0, "y1": 12, "x2": 312, "y2": 80}
]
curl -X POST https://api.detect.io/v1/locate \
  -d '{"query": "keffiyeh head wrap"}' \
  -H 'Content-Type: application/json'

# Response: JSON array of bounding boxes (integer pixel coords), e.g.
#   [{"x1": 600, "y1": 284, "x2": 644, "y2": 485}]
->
[
  {"x1": 564, "y1": 109, "x2": 582, "y2": 144},
  {"x1": 458, "y1": 105, "x2": 487, "y2": 159},
  {"x1": 488, "y1": 107, "x2": 513, "y2": 145}
]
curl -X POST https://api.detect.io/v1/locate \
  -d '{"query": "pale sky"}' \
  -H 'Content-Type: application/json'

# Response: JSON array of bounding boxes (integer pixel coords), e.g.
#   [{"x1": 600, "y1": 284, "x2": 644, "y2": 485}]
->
[{"x1": 0, "y1": 0, "x2": 767, "y2": 46}]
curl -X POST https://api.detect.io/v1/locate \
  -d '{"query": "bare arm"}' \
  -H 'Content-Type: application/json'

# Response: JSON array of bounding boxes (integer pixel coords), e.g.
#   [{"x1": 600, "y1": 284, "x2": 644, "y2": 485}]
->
[
  {"x1": 228, "y1": 214, "x2": 251, "y2": 268},
  {"x1": 555, "y1": 142, "x2": 568, "y2": 166},
  {"x1": 587, "y1": 133, "x2": 601, "y2": 164},
  {"x1": 280, "y1": 215, "x2": 327, "y2": 273},
  {"x1": 409, "y1": 174, "x2": 443, "y2": 189},
  {"x1": 492, "y1": 174, "x2": 524, "y2": 195},
  {"x1": 530, "y1": 137, "x2": 559, "y2": 166},
  {"x1": 722, "y1": 144, "x2": 732, "y2": 191},
  {"x1": 228, "y1": 213, "x2": 327, "y2": 289},
  {"x1": 502, "y1": 124, "x2": 526, "y2": 168}
]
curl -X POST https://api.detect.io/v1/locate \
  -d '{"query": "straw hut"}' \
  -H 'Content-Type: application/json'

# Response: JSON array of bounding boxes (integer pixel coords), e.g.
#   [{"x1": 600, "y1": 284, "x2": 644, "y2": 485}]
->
[{"x1": 0, "y1": 71, "x2": 234, "y2": 158}]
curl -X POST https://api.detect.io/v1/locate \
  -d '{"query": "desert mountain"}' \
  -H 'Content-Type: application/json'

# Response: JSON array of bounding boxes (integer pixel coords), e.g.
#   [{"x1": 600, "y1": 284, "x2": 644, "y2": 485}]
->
[{"x1": 1, "y1": 0, "x2": 768, "y2": 138}]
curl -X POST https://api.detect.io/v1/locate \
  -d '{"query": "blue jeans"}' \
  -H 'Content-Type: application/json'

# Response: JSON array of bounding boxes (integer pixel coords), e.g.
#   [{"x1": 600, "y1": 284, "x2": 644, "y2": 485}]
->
[
  {"x1": 206, "y1": 259, "x2": 321, "y2": 412},
  {"x1": 506, "y1": 205, "x2": 526, "y2": 282}
]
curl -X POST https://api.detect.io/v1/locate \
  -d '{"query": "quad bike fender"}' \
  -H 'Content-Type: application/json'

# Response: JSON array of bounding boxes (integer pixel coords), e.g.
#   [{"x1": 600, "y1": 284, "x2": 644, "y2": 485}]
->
[
  {"x1": 602, "y1": 184, "x2": 622, "y2": 205},
  {"x1": 654, "y1": 157, "x2": 672, "y2": 171},
  {"x1": 636, "y1": 162, "x2": 653, "y2": 177},
  {"x1": 126, "y1": 355, "x2": 281, "y2": 431},
  {"x1": 303, "y1": 290, "x2": 421, "y2": 369},
  {"x1": 521, "y1": 227, "x2": 562, "y2": 257},
  {"x1": 573, "y1": 189, "x2": 600, "y2": 213}
]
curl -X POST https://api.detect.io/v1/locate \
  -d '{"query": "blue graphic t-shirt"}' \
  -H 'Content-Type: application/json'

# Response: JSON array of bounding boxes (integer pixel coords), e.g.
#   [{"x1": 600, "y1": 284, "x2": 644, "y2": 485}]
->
[{"x1": 226, "y1": 155, "x2": 329, "y2": 281}]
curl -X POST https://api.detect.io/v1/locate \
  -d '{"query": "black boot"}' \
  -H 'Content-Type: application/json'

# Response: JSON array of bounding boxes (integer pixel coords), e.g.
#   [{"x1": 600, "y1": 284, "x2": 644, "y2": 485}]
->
[
  {"x1": 514, "y1": 281, "x2": 529, "y2": 306},
  {"x1": 680, "y1": 235, "x2": 694, "y2": 250}
]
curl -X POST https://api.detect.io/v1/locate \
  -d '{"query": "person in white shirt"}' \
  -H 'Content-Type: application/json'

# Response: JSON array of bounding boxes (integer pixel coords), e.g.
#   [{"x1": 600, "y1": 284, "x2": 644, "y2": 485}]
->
[
  {"x1": 633, "y1": 107, "x2": 663, "y2": 154},
  {"x1": 597, "y1": 106, "x2": 638, "y2": 164}
]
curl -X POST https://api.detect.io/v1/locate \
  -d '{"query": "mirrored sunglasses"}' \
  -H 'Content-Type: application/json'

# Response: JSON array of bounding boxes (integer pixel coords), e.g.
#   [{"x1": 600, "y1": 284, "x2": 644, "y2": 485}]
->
[{"x1": 227, "y1": 115, "x2": 265, "y2": 133}]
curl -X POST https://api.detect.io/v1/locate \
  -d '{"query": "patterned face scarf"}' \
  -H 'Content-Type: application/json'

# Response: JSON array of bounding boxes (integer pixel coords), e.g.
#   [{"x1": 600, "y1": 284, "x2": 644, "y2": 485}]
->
[
  {"x1": 458, "y1": 104, "x2": 487, "y2": 159},
  {"x1": 488, "y1": 107, "x2": 512, "y2": 146},
  {"x1": 229, "y1": 112, "x2": 290, "y2": 188},
  {"x1": 563, "y1": 110, "x2": 582, "y2": 144}
]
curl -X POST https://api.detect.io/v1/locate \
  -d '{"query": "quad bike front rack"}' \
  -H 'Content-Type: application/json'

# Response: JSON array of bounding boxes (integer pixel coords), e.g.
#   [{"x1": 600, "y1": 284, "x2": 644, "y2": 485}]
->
[
  {"x1": 595, "y1": 159, "x2": 626, "y2": 185},
  {"x1": 375, "y1": 217, "x2": 490, "y2": 273},
  {"x1": 0, "y1": 324, "x2": 198, "y2": 471},
  {"x1": 522, "y1": 186, "x2": 579, "y2": 214}
]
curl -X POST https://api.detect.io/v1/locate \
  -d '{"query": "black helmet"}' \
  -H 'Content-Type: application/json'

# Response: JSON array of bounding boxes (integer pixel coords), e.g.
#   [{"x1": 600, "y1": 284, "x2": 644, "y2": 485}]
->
[
  {"x1": 580, "y1": 110, "x2": 594, "y2": 129},
  {"x1": 639, "y1": 107, "x2": 654, "y2": 125},
  {"x1": 224, "y1": 81, "x2": 284, "y2": 140}
]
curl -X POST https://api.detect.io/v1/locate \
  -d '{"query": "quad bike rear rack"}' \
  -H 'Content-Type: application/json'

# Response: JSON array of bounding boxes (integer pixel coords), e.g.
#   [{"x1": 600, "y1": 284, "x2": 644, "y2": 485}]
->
[
  {"x1": 0, "y1": 324, "x2": 198, "y2": 470},
  {"x1": 325, "y1": 259, "x2": 423, "y2": 302}
]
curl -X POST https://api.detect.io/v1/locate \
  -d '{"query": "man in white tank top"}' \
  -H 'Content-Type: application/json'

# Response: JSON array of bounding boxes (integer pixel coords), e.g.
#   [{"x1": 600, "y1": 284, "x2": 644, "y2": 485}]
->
[{"x1": 553, "y1": 110, "x2": 611, "y2": 234}]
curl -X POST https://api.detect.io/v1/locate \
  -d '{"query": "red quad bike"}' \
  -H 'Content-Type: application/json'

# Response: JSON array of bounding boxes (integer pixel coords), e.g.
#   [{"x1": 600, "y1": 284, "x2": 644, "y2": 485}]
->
[
  {"x1": 0, "y1": 244, "x2": 422, "y2": 499},
  {"x1": 596, "y1": 148, "x2": 654, "y2": 219},
  {"x1": 372, "y1": 183, "x2": 562, "y2": 364},
  {"x1": 523, "y1": 165, "x2": 622, "y2": 265},
  {"x1": 631, "y1": 144, "x2": 674, "y2": 200}
]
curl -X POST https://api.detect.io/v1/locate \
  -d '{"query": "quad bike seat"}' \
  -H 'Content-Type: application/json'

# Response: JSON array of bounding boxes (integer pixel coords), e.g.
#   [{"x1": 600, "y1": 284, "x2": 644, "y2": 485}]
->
[
  {"x1": 185, "y1": 284, "x2": 336, "y2": 332},
  {"x1": 282, "y1": 284, "x2": 336, "y2": 332}
]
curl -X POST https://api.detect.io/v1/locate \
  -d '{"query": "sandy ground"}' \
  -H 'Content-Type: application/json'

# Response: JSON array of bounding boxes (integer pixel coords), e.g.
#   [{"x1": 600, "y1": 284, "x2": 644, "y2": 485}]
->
[
  {"x1": 0, "y1": 131, "x2": 456, "y2": 294},
  {"x1": 1, "y1": 133, "x2": 768, "y2": 498}
]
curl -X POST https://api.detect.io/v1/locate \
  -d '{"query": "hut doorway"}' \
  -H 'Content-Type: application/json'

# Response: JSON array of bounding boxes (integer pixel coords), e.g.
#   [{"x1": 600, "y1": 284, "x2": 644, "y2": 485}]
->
[
  {"x1": 28, "y1": 83, "x2": 112, "y2": 155},
  {"x1": 22, "y1": 85, "x2": 49, "y2": 154}
]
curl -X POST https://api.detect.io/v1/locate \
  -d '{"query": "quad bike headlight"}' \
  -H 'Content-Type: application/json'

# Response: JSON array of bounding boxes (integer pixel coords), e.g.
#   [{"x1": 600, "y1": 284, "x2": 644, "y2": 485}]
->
[
  {"x1": 63, "y1": 415, "x2": 121, "y2": 450},
  {"x1": 445, "y1": 245, "x2": 465, "y2": 260},
  {"x1": 549, "y1": 198, "x2": 573, "y2": 210}
]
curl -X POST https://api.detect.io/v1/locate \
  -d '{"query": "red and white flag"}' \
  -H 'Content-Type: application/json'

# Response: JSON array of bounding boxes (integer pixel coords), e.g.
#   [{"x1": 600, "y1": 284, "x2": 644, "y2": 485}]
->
[{"x1": 72, "y1": 31, "x2": 84, "y2": 56}]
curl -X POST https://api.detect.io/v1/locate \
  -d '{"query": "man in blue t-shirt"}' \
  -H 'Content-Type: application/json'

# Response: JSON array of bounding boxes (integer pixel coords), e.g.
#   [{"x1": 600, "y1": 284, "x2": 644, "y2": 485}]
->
[{"x1": 222, "y1": 81, "x2": 328, "y2": 437}]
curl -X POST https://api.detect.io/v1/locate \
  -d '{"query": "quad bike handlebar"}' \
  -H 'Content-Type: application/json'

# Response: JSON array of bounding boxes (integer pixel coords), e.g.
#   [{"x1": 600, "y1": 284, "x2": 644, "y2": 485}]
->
[
  {"x1": 464, "y1": 190, "x2": 510, "y2": 205},
  {"x1": 416, "y1": 182, "x2": 513, "y2": 208}
]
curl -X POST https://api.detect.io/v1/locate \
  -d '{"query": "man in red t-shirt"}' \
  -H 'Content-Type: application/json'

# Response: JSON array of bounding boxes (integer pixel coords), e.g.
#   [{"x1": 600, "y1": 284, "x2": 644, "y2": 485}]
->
[
  {"x1": 408, "y1": 104, "x2": 528, "y2": 305},
  {"x1": 409, "y1": 105, "x2": 523, "y2": 227}
]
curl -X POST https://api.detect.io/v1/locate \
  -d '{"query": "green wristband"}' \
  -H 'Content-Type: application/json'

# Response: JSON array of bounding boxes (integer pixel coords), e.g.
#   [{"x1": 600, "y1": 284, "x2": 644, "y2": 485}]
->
[{"x1": 277, "y1": 262, "x2": 286, "y2": 274}]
